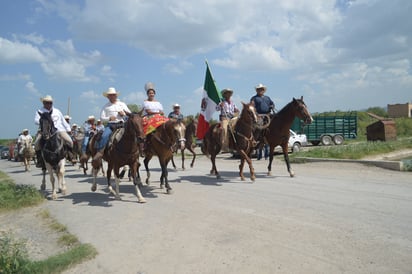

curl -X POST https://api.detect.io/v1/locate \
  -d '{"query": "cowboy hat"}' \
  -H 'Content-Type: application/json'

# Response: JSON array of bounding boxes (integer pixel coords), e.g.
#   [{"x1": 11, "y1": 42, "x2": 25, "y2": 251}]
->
[
  {"x1": 144, "y1": 82, "x2": 155, "y2": 92},
  {"x1": 221, "y1": 88, "x2": 233, "y2": 97},
  {"x1": 40, "y1": 95, "x2": 53, "y2": 103},
  {"x1": 255, "y1": 83, "x2": 267, "y2": 91},
  {"x1": 88, "y1": 115, "x2": 95, "y2": 120},
  {"x1": 173, "y1": 103, "x2": 180, "y2": 108},
  {"x1": 22, "y1": 129, "x2": 29, "y2": 132},
  {"x1": 64, "y1": 115, "x2": 71, "y2": 120},
  {"x1": 103, "y1": 87, "x2": 120, "y2": 97},
  {"x1": 72, "y1": 124, "x2": 78, "y2": 127}
]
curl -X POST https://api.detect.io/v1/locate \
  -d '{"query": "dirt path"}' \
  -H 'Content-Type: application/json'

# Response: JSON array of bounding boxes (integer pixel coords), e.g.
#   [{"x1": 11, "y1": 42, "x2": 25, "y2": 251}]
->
[{"x1": 1, "y1": 155, "x2": 412, "y2": 274}]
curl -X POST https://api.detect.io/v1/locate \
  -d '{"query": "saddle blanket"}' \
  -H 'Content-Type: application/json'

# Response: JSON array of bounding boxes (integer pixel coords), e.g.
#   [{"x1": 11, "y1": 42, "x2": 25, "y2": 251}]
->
[{"x1": 143, "y1": 114, "x2": 169, "y2": 135}]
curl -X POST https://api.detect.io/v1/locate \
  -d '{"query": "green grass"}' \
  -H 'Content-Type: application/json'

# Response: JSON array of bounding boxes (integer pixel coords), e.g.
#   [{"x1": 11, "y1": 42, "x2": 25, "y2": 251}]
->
[
  {"x1": 292, "y1": 138, "x2": 412, "y2": 160},
  {"x1": 0, "y1": 172, "x2": 44, "y2": 212},
  {"x1": 0, "y1": 173, "x2": 97, "y2": 274}
]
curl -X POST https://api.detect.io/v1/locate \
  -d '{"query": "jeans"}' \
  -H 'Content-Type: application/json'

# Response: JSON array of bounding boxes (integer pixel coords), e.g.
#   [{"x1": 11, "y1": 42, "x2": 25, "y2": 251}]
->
[
  {"x1": 82, "y1": 136, "x2": 90, "y2": 153},
  {"x1": 96, "y1": 126, "x2": 112, "y2": 151},
  {"x1": 257, "y1": 144, "x2": 269, "y2": 160}
]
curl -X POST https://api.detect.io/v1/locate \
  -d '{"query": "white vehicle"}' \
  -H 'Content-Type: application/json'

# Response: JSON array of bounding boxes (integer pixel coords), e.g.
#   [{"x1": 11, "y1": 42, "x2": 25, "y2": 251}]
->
[{"x1": 287, "y1": 129, "x2": 308, "y2": 153}]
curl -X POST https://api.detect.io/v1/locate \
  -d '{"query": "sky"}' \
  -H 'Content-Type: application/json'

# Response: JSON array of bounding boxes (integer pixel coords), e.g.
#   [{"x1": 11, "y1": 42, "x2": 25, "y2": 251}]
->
[{"x1": 1, "y1": 0, "x2": 411, "y2": 139}]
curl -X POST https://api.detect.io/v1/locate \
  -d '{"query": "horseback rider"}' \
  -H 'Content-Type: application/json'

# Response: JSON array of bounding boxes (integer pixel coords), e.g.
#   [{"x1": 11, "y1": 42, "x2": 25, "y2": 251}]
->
[
  {"x1": 34, "y1": 95, "x2": 73, "y2": 167},
  {"x1": 168, "y1": 103, "x2": 184, "y2": 121},
  {"x1": 250, "y1": 83, "x2": 275, "y2": 160},
  {"x1": 216, "y1": 88, "x2": 239, "y2": 153},
  {"x1": 93, "y1": 87, "x2": 131, "y2": 162},
  {"x1": 17, "y1": 129, "x2": 33, "y2": 155},
  {"x1": 80, "y1": 115, "x2": 97, "y2": 161}
]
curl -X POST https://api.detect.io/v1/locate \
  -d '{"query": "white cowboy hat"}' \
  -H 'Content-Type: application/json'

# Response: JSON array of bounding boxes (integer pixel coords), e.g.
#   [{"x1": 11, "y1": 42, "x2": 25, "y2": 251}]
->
[
  {"x1": 40, "y1": 95, "x2": 53, "y2": 103},
  {"x1": 255, "y1": 83, "x2": 267, "y2": 91},
  {"x1": 173, "y1": 103, "x2": 180, "y2": 108},
  {"x1": 144, "y1": 82, "x2": 155, "y2": 92},
  {"x1": 72, "y1": 124, "x2": 78, "y2": 127},
  {"x1": 221, "y1": 88, "x2": 233, "y2": 97},
  {"x1": 88, "y1": 115, "x2": 95, "y2": 120},
  {"x1": 64, "y1": 115, "x2": 71, "y2": 120},
  {"x1": 22, "y1": 129, "x2": 29, "y2": 132},
  {"x1": 103, "y1": 87, "x2": 120, "y2": 97}
]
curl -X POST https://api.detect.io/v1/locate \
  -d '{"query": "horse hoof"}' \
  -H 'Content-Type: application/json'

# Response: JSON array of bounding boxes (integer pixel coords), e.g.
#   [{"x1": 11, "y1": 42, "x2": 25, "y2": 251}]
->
[
  {"x1": 52, "y1": 194, "x2": 57, "y2": 200},
  {"x1": 251, "y1": 177, "x2": 256, "y2": 182},
  {"x1": 41, "y1": 184, "x2": 46, "y2": 191},
  {"x1": 115, "y1": 195, "x2": 121, "y2": 200},
  {"x1": 289, "y1": 173, "x2": 295, "y2": 177},
  {"x1": 138, "y1": 198, "x2": 147, "y2": 203},
  {"x1": 216, "y1": 175, "x2": 221, "y2": 179},
  {"x1": 241, "y1": 177, "x2": 245, "y2": 181},
  {"x1": 166, "y1": 189, "x2": 173, "y2": 194},
  {"x1": 91, "y1": 185, "x2": 97, "y2": 192}
]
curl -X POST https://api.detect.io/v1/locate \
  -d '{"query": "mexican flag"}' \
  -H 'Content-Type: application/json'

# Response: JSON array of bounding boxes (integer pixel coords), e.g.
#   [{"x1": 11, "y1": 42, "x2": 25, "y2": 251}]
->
[{"x1": 196, "y1": 62, "x2": 222, "y2": 139}]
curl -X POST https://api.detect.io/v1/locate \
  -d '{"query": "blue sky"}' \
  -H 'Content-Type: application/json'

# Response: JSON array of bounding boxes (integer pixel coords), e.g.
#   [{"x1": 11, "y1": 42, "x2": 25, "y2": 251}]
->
[{"x1": 1, "y1": 0, "x2": 411, "y2": 138}]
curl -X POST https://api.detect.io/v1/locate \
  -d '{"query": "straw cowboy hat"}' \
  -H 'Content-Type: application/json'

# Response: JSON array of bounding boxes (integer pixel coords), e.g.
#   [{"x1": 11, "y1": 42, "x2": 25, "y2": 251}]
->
[
  {"x1": 72, "y1": 124, "x2": 78, "y2": 128},
  {"x1": 22, "y1": 129, "x2": 29, "y2": 133},
  {"x1": 87, "y1": 115, "x2": 95, "y2": 120},
  {"x1": 103, "y1": 87, "x2": 120, "y2": 97},
  {"x1": 221, "y1": 88, "x2": 233, "y2": 97},
  {"x1": 173, "y1": 103, "x2": 180, "y2": 108},
  {"x1": 144, "y1": 82, "x2": 155, "y2": 92},
  {"x1": 40, "y1": 95, "x2": 53, "y2": 103},
  {"x1": 64, "y1": 115, "x2": 71, "y2": 120},
  {"x1": 255, "y1": 83, "x2": 267, "y2": 92}
]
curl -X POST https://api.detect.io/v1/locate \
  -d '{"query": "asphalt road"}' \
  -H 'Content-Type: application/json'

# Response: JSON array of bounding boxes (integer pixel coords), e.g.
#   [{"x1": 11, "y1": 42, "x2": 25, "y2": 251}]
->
[{"x1": 1, "y1": 153, "x2": 412, "y2": 274}]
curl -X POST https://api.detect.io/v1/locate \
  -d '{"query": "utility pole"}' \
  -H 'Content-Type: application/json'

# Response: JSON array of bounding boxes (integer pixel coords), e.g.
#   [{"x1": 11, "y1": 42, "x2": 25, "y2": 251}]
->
[{"x1": 67, "y1": 97, "x2": 71, "y2": 116}]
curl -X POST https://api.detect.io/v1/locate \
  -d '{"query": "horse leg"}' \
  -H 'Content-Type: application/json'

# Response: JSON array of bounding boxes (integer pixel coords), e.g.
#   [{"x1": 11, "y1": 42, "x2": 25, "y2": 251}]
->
[
  {"x1": 239, "y1": 150, "x2": 255, "y2": 182},
  {"x1": 189, "y1": 147, "x2": 196, "y2": 168},
  {"x1": 131, "y1": 163, "x2": 146, "y2": 203},
  {"x1": 57, "y1": 159, "x2": 67, "y2": 195},
  {"x1": 267, "y1": 144, "x2": 276, "y2": 176},
  {"x1": 106, "y1": 163, "x2": 120, "y2": 199},
  {"x1": 91, "y1": 158, "x2": 102, "y2": 192},
  {"x1": 24, "y1": 158, "x2": 28, "y2": 171},
  {"x1": 46, "y1": 164, "x2": 57, "y2": 200},
  {"x1": 41, "y1": 167, "x2": 47, "y2": 191},
  {"x1": 181, "y1": 149, "x2": 185, "y2": 170},
  {"x1": 171, "y1": 155, "x2": 177, "y2": 169},
  {"x1": 211, "y1": 153, "x2": 220, "y2": 179},
  {"x1": 143, "y1": 155, "x2": 152, "y2": 185},
  {"x1": 282, "y1": 144, "x2": 294, "y2": 177},
  {"x1": 162, "y1": 160, "x2": 173, "y2": 194}
]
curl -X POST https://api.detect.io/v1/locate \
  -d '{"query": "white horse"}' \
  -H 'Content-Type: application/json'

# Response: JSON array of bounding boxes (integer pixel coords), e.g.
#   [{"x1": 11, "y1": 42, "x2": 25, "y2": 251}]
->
[{"x1": 21, "y1": 138, "x2": 35, "y2": 171}]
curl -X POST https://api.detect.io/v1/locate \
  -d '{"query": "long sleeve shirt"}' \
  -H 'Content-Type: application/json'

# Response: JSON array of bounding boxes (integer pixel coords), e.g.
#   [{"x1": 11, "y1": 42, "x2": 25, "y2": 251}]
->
[
  {"x1": 34, "y1": 107, "x2": 71, "y2": 132},
  {"x1": 100, "y1": 100, "x2": 131, "y2": 123},
  {"x1": 216, "y1": 100, "x2": 239, "y2": 119}
]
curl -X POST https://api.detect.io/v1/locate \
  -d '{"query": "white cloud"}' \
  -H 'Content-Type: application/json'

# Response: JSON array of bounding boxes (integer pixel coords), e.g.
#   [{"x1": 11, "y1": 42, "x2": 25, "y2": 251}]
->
[
  {"x1": 0, "y1": 37, "x2": 45, "y2": 63},
  {"x1": 25, "y1": 81, "x2": 41, "y2": 97}
]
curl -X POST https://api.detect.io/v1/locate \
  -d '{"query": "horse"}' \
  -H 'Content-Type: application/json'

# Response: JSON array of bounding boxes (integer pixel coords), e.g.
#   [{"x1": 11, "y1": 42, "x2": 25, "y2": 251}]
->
[
  {"x1": 263, "y1": 96, "x2": 313, "y2": 177},
  {"x1": 171, "y1": 118, "x2": 197, "y2": 170},
  {"x1": 143, "y1": 119, "x2": 186, "y2": 194},
  {"x1": 90, "y1": 112, "x2": 146, "y2": 203},
  {"x1": 79, "y1": 130, "x2": 105, "y2": 176},
  {"x1": 21, "y1": 138, "x2": 35, "y2": 171},
  {"x1": 202, "y1": 102, "x2": 258, "y2": 181},
  {"x1": 38, "y1": 111, "x2": 67, "y2": 200}
]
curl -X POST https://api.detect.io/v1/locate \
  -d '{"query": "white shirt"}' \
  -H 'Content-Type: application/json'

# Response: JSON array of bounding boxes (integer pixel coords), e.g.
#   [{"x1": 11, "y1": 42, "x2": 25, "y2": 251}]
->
[
  {"x1": 142, "y1": 100, "x2": 163, "y2": 116},
  {"x1": 100, "y1": 100, "x2": 131, "y2": 123},
  {"x1": 17, "y1": 134, "x2": 33, "y2": 144},
  {"x1": 34, "y1": 107, "x2": 71, "y2": 132}
]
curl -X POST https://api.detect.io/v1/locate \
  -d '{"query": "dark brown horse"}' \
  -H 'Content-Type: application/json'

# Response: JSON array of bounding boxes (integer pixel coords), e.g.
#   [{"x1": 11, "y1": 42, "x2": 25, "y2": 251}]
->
[
  {"x1": 90, "y1": 112, "x2": 146, "y2": 203},
  {"x1": 203, "y1": 102, "x2": 258, "y2": 181},
  {"x1": 264, "y1": 96, "x2": 313, "y2": 177},
  {"x1": 143, "y1": 119, "x2": 186, "y2": 194},
  {"x1": 171, "y1": 118, "x2": 197, "y2": 170},
  {"x1": 79, "y1": 131, "x2": 105, "y2": 176}
]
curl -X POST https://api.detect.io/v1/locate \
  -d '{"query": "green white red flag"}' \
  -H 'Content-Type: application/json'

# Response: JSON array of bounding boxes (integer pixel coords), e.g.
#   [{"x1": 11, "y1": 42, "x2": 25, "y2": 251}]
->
[{"x1": 196, "y1": 62, "x2": 222, "y2": 139}]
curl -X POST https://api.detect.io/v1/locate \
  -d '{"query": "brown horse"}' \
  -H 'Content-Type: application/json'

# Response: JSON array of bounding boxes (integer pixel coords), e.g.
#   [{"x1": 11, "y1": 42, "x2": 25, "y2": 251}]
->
[
  {"x1": 264, "y1": 96, "x2": 313, "y2": 177},
  {"x1": 79, "y1": 131, "x2": 105, "y2": 176},
  {"x1": 90, "y1": 112, "x2": 146, "y2": 203},
  {"x1": 171, "y1": 118, "x2": 197, "y2": 170},
  {"x1": 203, "y1": 102, "x2": 258, "y2": 181},
  {"x1": 143, "y1": 119, "x2": 186, "y2": 194}
]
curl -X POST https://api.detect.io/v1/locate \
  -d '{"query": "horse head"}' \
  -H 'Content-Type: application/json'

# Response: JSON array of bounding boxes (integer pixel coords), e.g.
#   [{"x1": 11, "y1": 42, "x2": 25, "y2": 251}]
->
[
  {"x1": 168, "y1": 119, "x2": 186, "y2": 151},
  {"x1": 240, "y1": 101, "x2": 258, "y2": 125},
  {"x1": 292, "y1": 96, "x2": 313, "y2": 125},
  {"x1": 126, "y1": 111, "x2": 145, "y2": 144},
  {"x1": 39, "y1": 110, "x2": 57, "y2": 140}
]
